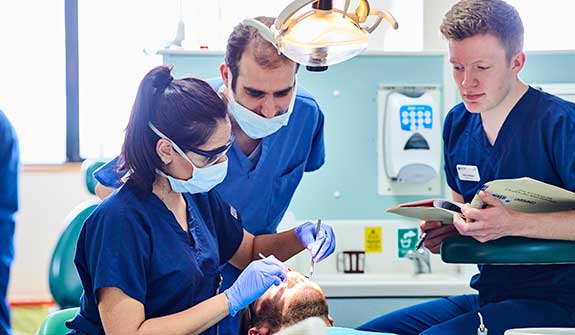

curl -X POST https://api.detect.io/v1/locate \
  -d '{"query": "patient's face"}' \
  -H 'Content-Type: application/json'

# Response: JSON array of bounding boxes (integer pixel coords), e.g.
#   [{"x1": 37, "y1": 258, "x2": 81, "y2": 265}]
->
[{"x1": 250, "y1": 271, "x2": 331, "y2": 334}]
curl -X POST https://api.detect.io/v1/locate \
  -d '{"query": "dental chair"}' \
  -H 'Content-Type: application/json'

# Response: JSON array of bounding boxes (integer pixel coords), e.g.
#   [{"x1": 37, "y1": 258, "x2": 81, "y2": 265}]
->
[
  {"x1": 441, "y1": 236, "x2": 575, "y2": 264},
  {"x1": 36, "y1": 307, "x2": 80, "y2": 335},
  {"x1": 273, "y1": 317, "x2": 392, "y2": 335},
  {"x1": 441, "y1": 235, "x2": 575, "y2": 334},
  {"x1": 48, "y1": 160, "x2": 103, "y2": 308}
]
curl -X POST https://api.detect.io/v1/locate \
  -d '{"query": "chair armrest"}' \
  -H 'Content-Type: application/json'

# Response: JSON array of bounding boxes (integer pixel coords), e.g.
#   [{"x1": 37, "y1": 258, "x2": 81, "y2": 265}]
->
[{"x1": 440, "y1": 236, "x2": 575, "y2": 264}]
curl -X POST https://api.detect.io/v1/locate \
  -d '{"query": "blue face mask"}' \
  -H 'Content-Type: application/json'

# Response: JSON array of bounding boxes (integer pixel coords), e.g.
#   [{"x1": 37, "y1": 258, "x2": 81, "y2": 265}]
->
[
  {"x1": 149, "y1": 123, "x2": 229, "y2": 194},
  {"x1": 225, "y1": 75, "x2": 297, "y2": 139}
]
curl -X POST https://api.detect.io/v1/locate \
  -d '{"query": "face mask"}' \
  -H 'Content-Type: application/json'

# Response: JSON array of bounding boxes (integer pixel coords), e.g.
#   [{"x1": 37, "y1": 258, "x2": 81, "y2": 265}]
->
[
  {"x1": 156, "y1": 161, "x2": 228, "y2": 194},
  {"x1": 149, "y1": 123, "x2": 229, "y2": 194},
  {"x1": 225, "y1": 74, "x2": 297, "y2": 139}
]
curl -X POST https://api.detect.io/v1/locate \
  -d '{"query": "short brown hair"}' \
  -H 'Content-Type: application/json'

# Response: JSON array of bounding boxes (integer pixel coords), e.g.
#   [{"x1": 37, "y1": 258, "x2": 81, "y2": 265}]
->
[
  {"x1": 281, "y1": 285, "x2": 329, "y2": 328},
  {"x1": 440, "y1": 0, "x2": 524, "y2": 60},
  {"x1": 243, "y1": 283, "x2": 330, "y2": 334},
  {"x1": 225, "y1": 16, "x2": 296, "y2": 91}
]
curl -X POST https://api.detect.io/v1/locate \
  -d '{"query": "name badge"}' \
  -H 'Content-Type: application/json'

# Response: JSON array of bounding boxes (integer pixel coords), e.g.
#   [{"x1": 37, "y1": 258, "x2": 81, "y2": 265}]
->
[
  {"x1": 456, "y1": 164, "x2": 480, "y2": 182},
  {"x1": 230, "y1": 206, "x2": 238, "y2": 220}
]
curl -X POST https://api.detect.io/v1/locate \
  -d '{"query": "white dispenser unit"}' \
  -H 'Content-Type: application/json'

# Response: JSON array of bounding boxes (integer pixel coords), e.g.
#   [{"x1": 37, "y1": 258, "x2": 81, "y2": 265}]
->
[{"x1": 377, "y1": 86, "x2": 442, "y2": 195}]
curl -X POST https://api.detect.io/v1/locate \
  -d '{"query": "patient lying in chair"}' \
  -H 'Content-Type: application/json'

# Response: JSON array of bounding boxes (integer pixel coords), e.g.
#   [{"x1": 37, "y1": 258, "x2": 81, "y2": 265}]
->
[
  {"x1": 239, "y1": 271, "x2": 394, "y2": 335},
  {"x1": 239, "y1": 271, "x2": 333, "y2": 335}
]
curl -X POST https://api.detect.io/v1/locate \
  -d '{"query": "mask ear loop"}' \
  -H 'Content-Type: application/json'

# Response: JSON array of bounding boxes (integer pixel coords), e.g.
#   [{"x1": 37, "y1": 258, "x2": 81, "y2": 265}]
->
[
  {"x1": 225, "y1": 70, "x2": 238, "y2": 103},
  {"x1": 148, "y1": 122, "x2": 199, "y2": 169}
]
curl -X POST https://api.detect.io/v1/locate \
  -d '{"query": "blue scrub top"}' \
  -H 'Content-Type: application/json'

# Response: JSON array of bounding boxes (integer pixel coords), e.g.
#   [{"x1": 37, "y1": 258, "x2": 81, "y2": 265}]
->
[
  {"x1": 95, "y1": 80, "x2": 325, "y2": 234},
  {"x1": 66, "y1": 180, "x2": 244, "y2": 335},
  {"x1": 0, "y1": 110, "x2": 18, "y2": 335},
  {"x1": 443, "y1": 86, "x2": 575, "y2": 308}
]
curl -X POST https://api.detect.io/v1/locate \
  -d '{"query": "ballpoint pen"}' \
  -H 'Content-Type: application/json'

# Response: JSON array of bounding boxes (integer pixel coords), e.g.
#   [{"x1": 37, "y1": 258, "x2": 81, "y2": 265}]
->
[
  {"x1": 308, "y1": 219, "x2": 322, "y2": 278},
  {"x1": 415, "y1": 231, "x2": 428, "y2": 250}
]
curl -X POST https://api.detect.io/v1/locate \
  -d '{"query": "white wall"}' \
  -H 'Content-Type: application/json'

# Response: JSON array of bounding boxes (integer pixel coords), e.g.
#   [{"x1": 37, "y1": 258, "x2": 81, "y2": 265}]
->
[
  {"x1": 423, "y1": 0, "x2": 457, "y2": 51},
  {"x1": 8, "y1": 168, "x2": 94, "y2": 301}
]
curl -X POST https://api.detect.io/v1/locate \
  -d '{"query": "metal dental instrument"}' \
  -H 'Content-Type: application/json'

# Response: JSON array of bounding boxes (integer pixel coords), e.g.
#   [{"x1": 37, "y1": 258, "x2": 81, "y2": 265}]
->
[{"x1": 308, "y1": 219, "x2": 322, "y2": 279}]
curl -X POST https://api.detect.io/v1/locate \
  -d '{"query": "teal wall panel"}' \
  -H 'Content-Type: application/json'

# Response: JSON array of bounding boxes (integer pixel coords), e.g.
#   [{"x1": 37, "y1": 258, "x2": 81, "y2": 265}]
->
[
  {"x1": 285, "y1": 55, "x2": 445, "y2": 221},
  {"x1": 522, "y1": 52, "x2": 575, "y2": 84},
  {"x1": 164, "y1": 52, "x2": 445, "y2": 220}
]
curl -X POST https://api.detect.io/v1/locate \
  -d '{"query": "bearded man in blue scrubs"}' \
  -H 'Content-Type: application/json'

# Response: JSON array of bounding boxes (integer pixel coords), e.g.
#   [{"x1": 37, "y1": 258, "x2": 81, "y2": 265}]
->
[
  {"x1": 94, "y1": 16, "x2": 325, "y2": 335},
  {"x1": 0, "y1": 110, "x2": 19, "y2": 335},
  {"x1": 358, "y1": 1, "x2": 575, "y2": 334}
]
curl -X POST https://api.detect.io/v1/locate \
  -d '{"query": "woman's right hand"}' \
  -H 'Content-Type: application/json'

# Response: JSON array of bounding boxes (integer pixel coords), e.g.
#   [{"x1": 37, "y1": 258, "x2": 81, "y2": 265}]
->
[
  {"x1": 421, "y1": 220, "x2": 459, "y2": 254},
  {"x1": 224, "y1": 255, "x2": 287, "y2": 316}
]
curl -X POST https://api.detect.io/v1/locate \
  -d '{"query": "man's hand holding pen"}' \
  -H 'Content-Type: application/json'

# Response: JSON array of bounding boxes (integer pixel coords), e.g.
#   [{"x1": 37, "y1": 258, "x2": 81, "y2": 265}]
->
[{"x1": 420, "y1": 220, "x2": 459, "y2": 254}]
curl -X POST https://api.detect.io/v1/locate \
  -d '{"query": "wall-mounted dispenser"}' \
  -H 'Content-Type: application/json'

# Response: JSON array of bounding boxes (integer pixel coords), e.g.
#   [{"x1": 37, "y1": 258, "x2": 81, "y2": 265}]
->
[{"x1": 377, "y1": 86, "x2": 442, "y2": 195}]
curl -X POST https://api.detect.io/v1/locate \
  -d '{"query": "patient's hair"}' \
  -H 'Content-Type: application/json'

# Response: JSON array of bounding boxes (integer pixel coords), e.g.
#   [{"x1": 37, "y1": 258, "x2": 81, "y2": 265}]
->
[
  {"x1": 244, "y1": 284, "x2": 330, "y2": 334},
  {"x1": 282, "y1": 285, "x2": 329, "y2": 327},
  {"x1": 249, "y1": 292, "x2": 282, "y2": 333}
]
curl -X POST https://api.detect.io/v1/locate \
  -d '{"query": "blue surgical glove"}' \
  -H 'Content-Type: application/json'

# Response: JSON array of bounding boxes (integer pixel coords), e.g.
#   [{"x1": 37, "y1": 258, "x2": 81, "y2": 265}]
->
[
  {"x1": 224, "y1": 255, "x2": 287, "y2": 317},
  {"x1": 295, "y1": 221, "x2": 336, "y2": 263}
]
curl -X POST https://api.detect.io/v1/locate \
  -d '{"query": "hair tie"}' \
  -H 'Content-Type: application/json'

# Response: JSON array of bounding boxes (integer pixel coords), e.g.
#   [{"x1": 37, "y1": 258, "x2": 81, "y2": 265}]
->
[
  {"x1": 153, "y1": 74, "x2": 173, "y2": 91},
  {"x1": 153, "y1": 65, "x2": 175, "y2": 91}
]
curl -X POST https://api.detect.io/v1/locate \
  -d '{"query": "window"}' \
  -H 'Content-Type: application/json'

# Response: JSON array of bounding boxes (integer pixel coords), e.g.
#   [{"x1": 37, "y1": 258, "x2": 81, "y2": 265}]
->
[
  {"x1": 78, "y1": 0, "x2": 294, "y2": 159},
  {"x1": 0, "y1": 1, "x2": 66, "y2": 164},
  {"x1": 1, "y1": 0, "x2": 423, "y2": 162},
  {"x1": 366, "y1": 0, "x2": 423, "y2": 52},
  {"x1": 12, "y1": 1, "x2": 572, "y2": 163},
  {"x1": 507, "y1": 0, "x2": 575, "y2": 51}
]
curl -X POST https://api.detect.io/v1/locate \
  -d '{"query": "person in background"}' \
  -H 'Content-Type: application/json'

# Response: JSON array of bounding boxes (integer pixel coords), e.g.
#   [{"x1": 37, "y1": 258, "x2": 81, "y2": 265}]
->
[
  {"x1": 0, "y1": 110, "x2": 19, "y2": 335},
  {"x1": 65, "y1": 65, "x2": 335, "y2": 335},
  {"x1": 358, "y1": 0, "x2": 575, "y2": 334},
  {"x1": 93, "y1": 16, "x2": 327, "y2": 334}
]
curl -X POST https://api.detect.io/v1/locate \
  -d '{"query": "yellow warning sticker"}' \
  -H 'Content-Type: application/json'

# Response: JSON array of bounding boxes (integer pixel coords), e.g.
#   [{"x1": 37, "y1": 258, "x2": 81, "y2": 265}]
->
[{"x1": 364, "y1": 226, "x2": 382, "y2": 253}]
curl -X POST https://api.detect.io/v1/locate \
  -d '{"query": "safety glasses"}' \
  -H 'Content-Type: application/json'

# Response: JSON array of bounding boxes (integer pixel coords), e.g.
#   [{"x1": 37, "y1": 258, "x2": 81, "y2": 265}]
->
[
  {"x1": 148, "y1": 122, "x2": 235, "y2": 168},
  {"x1": 185, "y1": 132, "x2": 235, "y2": 168}
]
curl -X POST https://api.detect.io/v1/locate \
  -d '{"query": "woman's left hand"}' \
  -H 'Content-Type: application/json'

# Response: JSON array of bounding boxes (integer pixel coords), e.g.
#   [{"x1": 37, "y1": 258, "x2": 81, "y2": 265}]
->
[
  {"x1": 454, "y1": 191, "x2": 523, "y2": 242},
  {"x1": 294, "y1": 221, "x2": 336, "y2": 263}
]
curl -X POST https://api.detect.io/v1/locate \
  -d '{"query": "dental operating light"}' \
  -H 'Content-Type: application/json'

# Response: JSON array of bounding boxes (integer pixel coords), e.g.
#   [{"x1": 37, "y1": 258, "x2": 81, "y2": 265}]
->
[{"x1": 244, "y1": 0, "x2": 398, "y2": 71}]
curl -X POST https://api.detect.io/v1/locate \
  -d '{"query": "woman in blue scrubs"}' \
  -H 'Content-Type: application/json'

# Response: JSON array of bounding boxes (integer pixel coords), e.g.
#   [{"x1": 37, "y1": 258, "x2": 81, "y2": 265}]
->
[
  {"x1": 94, "y1": 17, "x2": 327, "y2": 334},
  {"x1": 66, "y1": 65, "x2": 335, "y2": 335},
  {"x1": 359, "y1": 1, "x2": 575, "y2": 334}
]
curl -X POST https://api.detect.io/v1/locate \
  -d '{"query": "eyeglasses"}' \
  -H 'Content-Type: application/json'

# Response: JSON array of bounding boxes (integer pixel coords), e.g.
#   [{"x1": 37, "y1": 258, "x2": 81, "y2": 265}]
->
[
  {"x1": 148, "y1": 122, "x2": 235, "y2": 168},
  {"x1": 185, "y1": 132, "x2": 235, "y2": 168}
]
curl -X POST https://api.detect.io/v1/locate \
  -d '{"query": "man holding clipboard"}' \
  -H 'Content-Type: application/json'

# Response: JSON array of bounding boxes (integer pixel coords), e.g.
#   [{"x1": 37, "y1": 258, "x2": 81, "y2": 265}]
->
[{"x1": 358, "y1": 0, "x2": 575, "y2": 334}]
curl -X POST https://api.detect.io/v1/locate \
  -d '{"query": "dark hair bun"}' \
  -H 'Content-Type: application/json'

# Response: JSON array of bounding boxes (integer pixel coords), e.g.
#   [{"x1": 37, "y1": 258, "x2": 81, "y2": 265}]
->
[{"x1": 152, "y1": 65, "x2": 174, "y2": 91}]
